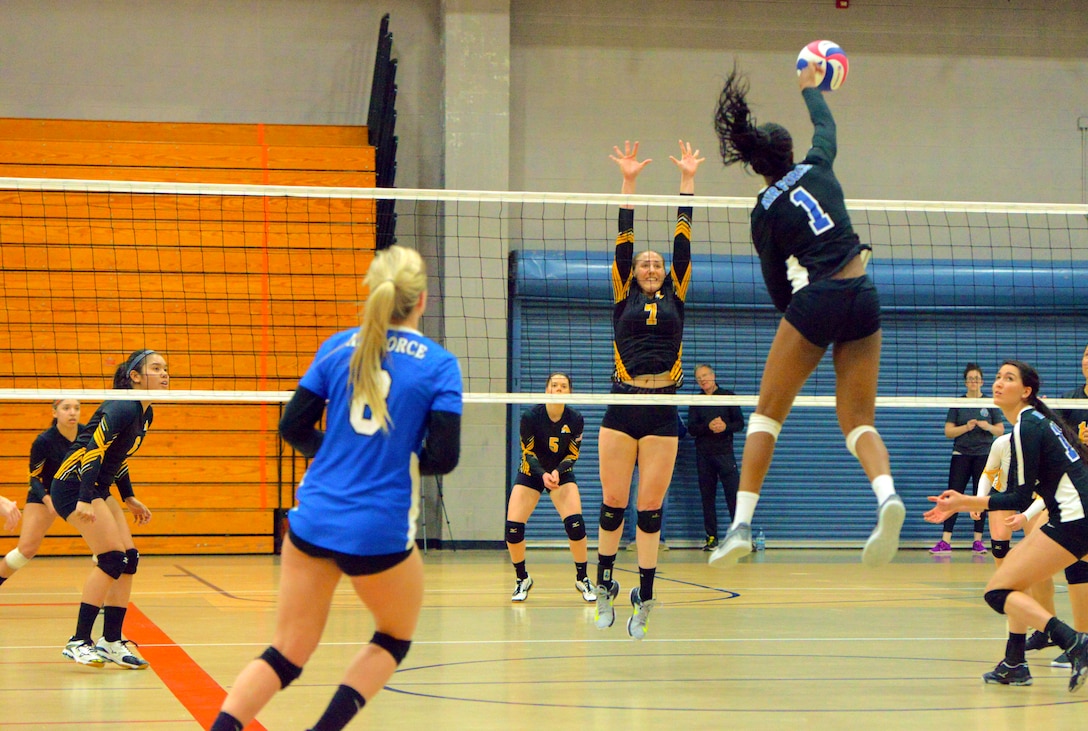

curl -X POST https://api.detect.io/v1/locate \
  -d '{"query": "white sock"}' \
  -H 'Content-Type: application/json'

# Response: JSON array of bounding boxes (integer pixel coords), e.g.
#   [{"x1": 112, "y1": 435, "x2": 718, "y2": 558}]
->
[
  {"x1": 731, "y1": 491, "x2": 760, "y2": 529},
  {"x1": 871, "y1": 474, "x2": 896, "y2": 504}
]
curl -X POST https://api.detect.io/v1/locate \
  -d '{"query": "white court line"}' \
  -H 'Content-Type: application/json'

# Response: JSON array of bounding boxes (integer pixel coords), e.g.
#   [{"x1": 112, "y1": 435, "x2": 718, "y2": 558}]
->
[
  {"x1": 3, "y1": 636, "x2": 1012, "y2": 651},
  {"x1": 0, "y1": 584, "x2": 989, "y2": 598}
]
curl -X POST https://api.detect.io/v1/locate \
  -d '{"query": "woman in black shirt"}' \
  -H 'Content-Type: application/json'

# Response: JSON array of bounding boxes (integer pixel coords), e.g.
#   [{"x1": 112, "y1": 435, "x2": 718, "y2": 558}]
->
[
  {"x1": 53, "y1": 350, "x2": 163, "y2": 668},
  {"x1": 0, "y1": 399, "x2": 82, "y2": 587},
  {"x1": 709, "y1": 62, "x2": 903, "y2": 568},
  {"x1": 926, "y1": 360, "x2": 1088, "y2": 691},
  {"x1": 594, "y1": 139, "x2": 702, "y2": 640}
]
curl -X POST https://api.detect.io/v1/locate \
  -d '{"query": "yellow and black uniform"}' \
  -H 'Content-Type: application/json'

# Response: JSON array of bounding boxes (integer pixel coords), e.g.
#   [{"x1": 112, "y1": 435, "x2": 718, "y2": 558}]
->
[
  {"x1": 600, "y1": 203, "x2": 692, "y2": 439},
  {"x1": 516, "y1": 404, "x2": 584, "y2": 493},
  {"x1": 27, "y1": 423, "x2": 85, "y2": 505},
  {"x1": 50, "y1": 401, "x2": 149, "y2": 519}
]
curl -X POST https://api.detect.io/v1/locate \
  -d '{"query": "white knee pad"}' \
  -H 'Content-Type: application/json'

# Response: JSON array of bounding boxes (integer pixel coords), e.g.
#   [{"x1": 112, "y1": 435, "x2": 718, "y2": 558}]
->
[
  {"x1": 846, "y1": 425, "x2": 879, "y2": 458},
  {"x1": 747, "y1": 414, "x2": 782, "y2": 440},
  {"x1": 4, "y1": 548, "x2": 30, "y2": 571}
]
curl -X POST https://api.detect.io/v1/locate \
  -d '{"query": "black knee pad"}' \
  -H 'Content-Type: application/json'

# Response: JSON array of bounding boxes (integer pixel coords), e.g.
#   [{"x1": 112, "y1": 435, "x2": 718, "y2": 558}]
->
[
  {"x1": 259, "y1": 646, "x2": 303, "y2": 688},
  {"x1": 504, "y1": 520, "x2": 526, "y2": 545},
  {"x1": 96, "y1": 550, "x2": 127, "y2": 580},
  {"x1": 371, "y1": 631, "x2": 411, "y2": 665},
  {"x1": 123, "y1": 548, "x2": 139, "y2": 575},
  {"x1": 563, "y1": 514, "x2": 586, "y2": 542},
  {"x1": 599, "y1": 503, "x2": 624, "y2": 532},
  {"x1": 1066, "y1": 560, "x2": 1088, "y2": 585},
  {"x1": 991, "y1": 540, "x2": 1011, "y2": 559},
  {"x1": 984, "y1": 588, "x2": 1013, "y2": 615},
  {"x1": 636, "y1": 509, "x2": 663, "y2": 535}
]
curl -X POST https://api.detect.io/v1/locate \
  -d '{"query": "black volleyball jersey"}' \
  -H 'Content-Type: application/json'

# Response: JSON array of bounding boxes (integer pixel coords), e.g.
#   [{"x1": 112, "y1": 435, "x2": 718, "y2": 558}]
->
[
  {"x1": 611, "y1": 204, "x2": 692, "y2": 383},
  {"x1": 53, "y1": 400, "x2": 151, "y2": 503},
  {"x1": 1057, "y1": 386, "x2": 1088, "y2": 444},
  {"x1": 519, "y1": 404, "x2": 584, "y2": 476},
  {"x1": 28, "y1": 424, "x2": 82, "y2": 495},
  {"x1": 750, "y1": 88, "x2": 870, "y2": 312},
  {"x1": 989, "y1": 407, "x2": 1088, "y2": 524}
]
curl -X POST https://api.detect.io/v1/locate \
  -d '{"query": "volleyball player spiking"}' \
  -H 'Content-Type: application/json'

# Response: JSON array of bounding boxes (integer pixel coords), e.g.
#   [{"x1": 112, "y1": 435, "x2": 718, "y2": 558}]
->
[
  {"x1": 709, "y1": 61, "x2": 904, "y2": 568},
  {"x1": 594, "y1": 139, "x2": 703, "y2": 640},
  {"x1": 506, "y1": 371, "x2": 595, "y2": 602},
  {"x1": 0, "y1": 399, "x2": 83, "y2": 587},
  {"x1": 209, "y1": 245, "x2": 462, "y2": 731},
  {"x1": 51, "y1": 350, "x2": 163, "y2": 668}
]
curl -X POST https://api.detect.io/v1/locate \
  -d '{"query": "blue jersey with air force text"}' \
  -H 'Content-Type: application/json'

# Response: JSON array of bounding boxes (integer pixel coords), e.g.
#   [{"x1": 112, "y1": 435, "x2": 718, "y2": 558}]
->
[{"x1": 288, "y1": 326, "x2": 463, "y2": 555}]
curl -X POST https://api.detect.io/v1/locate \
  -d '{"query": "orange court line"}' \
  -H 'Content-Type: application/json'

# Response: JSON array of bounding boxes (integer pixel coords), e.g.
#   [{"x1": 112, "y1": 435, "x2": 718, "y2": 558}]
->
[{"x1": 123, "y1": 602, "x2": 268, "y2": 731}]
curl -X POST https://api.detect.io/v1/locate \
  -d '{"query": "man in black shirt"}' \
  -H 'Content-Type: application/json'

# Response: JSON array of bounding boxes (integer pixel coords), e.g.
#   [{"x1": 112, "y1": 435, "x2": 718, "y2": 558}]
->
[{"x1": 687, "y1": 365, "x2": 745, "y2": 551}]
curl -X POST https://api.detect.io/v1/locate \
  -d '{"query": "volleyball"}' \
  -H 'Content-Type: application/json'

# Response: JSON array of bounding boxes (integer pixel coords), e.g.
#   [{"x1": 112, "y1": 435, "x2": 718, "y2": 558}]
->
[{"x1": 796, "y1": 40, "x2": 849, "y2": 92}]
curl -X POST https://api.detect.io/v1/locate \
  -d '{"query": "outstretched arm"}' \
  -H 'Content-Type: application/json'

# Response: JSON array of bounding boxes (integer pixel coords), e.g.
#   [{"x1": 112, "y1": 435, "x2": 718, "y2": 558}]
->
[
  {"x1": 667, "y1": 140, "x2": 701, "y2": 300},
  {"x1": 798, "y1": 63, "x2": 836, "y2": 165},
  {"x1": 609, "y1": 141, "x2": 650, "y2": 301},
  {"x1": 610, "y1": 140, "x2": 652, "y2": 200}
]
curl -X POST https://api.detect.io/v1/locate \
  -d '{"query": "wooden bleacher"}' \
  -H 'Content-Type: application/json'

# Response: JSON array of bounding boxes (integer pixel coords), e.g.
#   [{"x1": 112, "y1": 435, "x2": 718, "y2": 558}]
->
[{"x1": 0, "y1": 118, "x2": 377, "y2": 555}]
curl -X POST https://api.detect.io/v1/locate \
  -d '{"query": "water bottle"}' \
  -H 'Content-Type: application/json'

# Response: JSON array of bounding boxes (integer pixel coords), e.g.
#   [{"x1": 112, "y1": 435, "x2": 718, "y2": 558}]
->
[{"x1": 754, "y1": 528, "x2": 766, "y2": 552}]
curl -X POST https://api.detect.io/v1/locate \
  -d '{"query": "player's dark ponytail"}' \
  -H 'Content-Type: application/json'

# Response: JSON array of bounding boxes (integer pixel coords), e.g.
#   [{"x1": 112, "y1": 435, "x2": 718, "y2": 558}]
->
[
  {"x1": 715, "y1": 64, "x2": 793, "y2": 180},
  {"x1": 1004, "y1": 359, "x2": 1088, "y2": 461}
]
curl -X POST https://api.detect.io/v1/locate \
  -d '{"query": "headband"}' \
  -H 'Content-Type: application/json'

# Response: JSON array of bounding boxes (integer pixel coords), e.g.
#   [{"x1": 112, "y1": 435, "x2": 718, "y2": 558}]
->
[{"x1": 126, "y1": 349, "x2": 156, "y2": 373}]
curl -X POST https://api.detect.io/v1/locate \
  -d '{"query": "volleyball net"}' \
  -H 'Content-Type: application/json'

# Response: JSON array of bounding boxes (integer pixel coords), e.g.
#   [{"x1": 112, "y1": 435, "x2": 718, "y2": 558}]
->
[
  {"x1": 1, "y1": 176, "x2": 1086, "y2": 405},
  {"x1": 1, "y1": 177, "x2": 1086, "y2": 548}
]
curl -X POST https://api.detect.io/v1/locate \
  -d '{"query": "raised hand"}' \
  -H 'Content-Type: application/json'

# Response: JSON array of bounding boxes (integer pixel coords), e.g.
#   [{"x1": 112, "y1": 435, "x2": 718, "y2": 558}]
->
[
  {"x1": 669, "y1": 139, "x2": 705, "y2": 178},
  {"x1": 797, "y1": 61, "x2": 820, "y2": 91},
  {"x1": 610, "y1": 140, "x2": 652, "y2": 184}
]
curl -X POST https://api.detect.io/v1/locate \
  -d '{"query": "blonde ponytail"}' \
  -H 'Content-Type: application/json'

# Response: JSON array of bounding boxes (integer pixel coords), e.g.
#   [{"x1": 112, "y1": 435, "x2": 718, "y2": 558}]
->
[{"x1": 348, "y1": 246, "x2": 427, "y2": 431}]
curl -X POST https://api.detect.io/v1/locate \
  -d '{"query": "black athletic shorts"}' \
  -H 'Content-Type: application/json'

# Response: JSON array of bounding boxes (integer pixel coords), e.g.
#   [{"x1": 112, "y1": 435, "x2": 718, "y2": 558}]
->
[
  {"x1": 50, "y1": 479, "x2": 110, "y2": 520},
  {"x1": 514, "y1": 471, "x2": 576, "y2": 493},
  {"x1": 601, "y1": 382, "x2": 679, "y2": 440},
  {"x1": 288, "y1": 526, "x2": 412, "y2": 576},
  {"x1": 25, "y1": 482, "x2": 47, "y2": 506},
  {"x1": 1040, "y1": 519, "x2": 1088, "y2": 565},
  {"x1": 784, "y1": 276, "x2": 881, "y2": 349}
]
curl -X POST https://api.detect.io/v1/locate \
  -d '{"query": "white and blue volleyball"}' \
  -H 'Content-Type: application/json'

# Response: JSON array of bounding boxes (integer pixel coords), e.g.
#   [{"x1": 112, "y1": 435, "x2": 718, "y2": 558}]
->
[{"x1": 796, "y1": 40, "x2": 849, "y2": 92}]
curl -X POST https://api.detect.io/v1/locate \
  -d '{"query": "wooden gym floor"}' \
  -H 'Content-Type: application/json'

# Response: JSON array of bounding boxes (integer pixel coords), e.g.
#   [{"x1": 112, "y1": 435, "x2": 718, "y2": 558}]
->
[{"x1": 1, "y1": 547, "x2": 1085, "y2": 730}]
